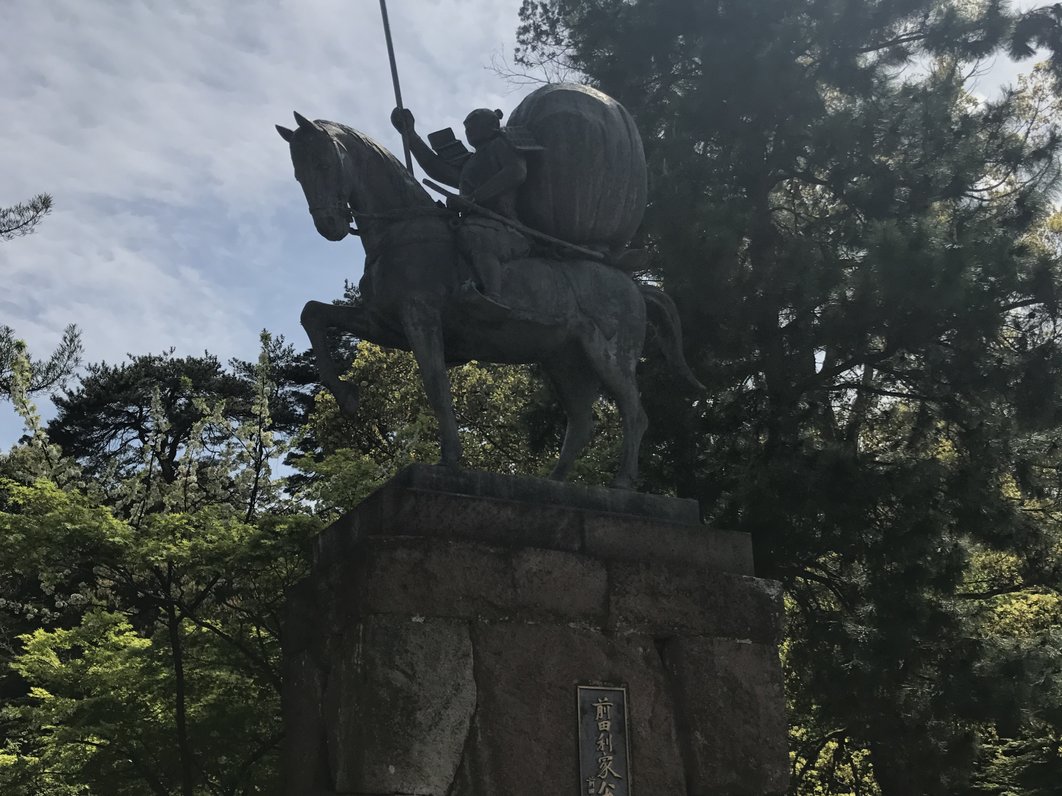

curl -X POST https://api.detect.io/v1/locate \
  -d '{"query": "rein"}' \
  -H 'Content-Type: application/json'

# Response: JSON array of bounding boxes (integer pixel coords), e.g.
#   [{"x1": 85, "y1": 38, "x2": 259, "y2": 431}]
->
[
  {"x1": 349, "y1": 204, "x2": 451, "y2": 222},
  {"x1": 348, "y1": 202, "x2": 454, "y2": 241},
  {"x1": 355, "y1": 206, "x2": 455, "y2": 262}
]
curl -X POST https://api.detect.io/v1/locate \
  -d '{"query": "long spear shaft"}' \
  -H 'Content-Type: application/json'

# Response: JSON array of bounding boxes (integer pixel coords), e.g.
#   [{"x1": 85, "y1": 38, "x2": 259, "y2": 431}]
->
[
  {"x1": 422, "y1": 179, "x2": 606, "y2": 262},
  {"x1": 378, "y1": 0, "x2": 414, "y2": 173}
]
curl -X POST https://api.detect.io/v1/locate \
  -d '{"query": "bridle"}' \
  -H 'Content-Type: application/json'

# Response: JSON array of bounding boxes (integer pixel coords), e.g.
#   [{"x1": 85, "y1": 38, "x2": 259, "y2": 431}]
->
[
  {"x1": 306, "y1": 129, "x2": 452, "y2": 238},
  {"x1": 307, "y1": 135, "x2": 355, "y2": 226}
]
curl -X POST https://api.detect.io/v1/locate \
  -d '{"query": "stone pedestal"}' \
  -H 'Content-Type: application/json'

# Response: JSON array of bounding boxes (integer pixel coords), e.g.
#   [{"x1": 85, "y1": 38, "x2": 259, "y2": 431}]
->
[{"x1": 283, "y1": 465, "x2": 788, "y2": 795}]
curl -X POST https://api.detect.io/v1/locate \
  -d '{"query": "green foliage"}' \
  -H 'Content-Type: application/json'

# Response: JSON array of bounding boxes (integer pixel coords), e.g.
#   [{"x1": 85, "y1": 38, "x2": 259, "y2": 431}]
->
[
  {"x1": 518, "y1": 0, "x2": 1062, "y2": 791},
  {"x1": 0, "y1": 196, "x2": 83, "y2": 403},
  {"x1": 0, "y1": 325, "x2": 82, "y2": 400},
  {"x1": 0, "y1": 480, "x2": 313, "y2": 794},
  {"x1": 45, "y1": 335, "x2": 312, "y2": 518},
  {"x1": 0, "y1": 333, "x2": 317, "y2": 795},
  {"x1": 291, "y1": 341, "x2": 621, "y2": 514}
]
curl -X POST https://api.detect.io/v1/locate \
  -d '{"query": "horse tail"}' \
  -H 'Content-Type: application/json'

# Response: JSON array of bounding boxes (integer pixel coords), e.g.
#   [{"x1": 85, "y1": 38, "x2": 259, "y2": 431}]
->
[{"x1": 640, "y1": 285, "x2": 706, "y2": 392}]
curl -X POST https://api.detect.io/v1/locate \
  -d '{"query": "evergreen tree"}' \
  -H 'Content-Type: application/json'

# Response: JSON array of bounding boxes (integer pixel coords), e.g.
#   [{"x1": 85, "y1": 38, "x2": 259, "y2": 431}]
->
[
  {"x1": 0, "y1": 327, "x2": 82, "y2": 401},
  {"x1": 45, "y1": 337, "x2": 313, "y2": 513},
  {"x1": 1, "y1": 194, "x2": 82, "y2": 401},
  {"x1": 518, "y1": 0, "x2": 1062, "y2": 791},
  {"x1": 0, "y1": 194, "x2": 52, "y2": 242}
]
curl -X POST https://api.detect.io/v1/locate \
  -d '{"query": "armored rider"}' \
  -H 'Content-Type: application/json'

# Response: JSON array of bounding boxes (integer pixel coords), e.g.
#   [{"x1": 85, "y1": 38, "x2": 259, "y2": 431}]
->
[{"x1": 390, "y1": 106, "x2": 532, "y2": 308}]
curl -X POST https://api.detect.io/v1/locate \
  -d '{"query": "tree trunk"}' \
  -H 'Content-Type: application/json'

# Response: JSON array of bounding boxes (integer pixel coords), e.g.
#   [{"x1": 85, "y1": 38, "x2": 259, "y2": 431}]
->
[{"x1": 167, "y1": 574, "x2": 195, "y2": 796}]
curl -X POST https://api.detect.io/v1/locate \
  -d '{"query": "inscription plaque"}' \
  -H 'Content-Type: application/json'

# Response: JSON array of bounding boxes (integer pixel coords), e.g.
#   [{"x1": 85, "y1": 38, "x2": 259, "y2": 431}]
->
[{"x1": 577, "y1": 685, "x2": 632, "y2": 796}]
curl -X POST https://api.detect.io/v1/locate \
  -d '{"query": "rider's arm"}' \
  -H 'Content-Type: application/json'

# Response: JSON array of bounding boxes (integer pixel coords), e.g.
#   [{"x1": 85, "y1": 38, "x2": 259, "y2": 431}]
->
[
  {"x1": 408, "y1": 136, "x2": 462, "y2": 187},
  {"x1": 470, "y1": 145, "x2": 528, "y2": 205},
  {"x1": 391, "y1": 107, "x2": 461, "y2": 187}
]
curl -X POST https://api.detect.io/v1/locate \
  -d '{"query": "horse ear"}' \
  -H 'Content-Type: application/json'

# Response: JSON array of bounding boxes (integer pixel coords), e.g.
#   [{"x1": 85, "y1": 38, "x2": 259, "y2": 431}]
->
[
  {"x1": 276, "y1": 125, "x2": 294, "y2": 142},
  {"x1": 494, "y1": 109, "x2": 504, "y2": 120},
  {"x1": 294, "y1": 111, "x2": 315, "y2": 130}
]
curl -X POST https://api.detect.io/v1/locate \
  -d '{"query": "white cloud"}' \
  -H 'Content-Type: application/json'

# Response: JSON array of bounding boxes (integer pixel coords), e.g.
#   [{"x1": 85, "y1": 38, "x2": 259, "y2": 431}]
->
[{"x1": 0, "y1": 0, "x2": 527, "y2": 447}]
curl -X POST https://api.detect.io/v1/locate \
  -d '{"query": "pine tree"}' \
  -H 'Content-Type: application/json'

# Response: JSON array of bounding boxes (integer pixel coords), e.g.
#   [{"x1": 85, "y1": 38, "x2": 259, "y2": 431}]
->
[
  {"x1": 0, "y1": 194, "x2": 52, "y2": 242},
  {"x1": 0, "y1": 327, "x2": 82, "y2": 401},
  {"x1": 45, "y1": 339, "x2": 314, "y2": 512},
  {"x1": 0, "y1": 194, "x2": 82, "y2": 402}
]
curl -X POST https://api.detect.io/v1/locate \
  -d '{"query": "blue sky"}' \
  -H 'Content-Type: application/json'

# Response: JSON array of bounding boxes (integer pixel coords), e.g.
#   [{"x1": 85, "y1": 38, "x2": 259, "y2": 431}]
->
[
  {"x1": 0, "y1": 0, "x2": 1046, "y2": 450},
  {"x1": 0, "y1": 0, "x2": 538, "y2": 447}
]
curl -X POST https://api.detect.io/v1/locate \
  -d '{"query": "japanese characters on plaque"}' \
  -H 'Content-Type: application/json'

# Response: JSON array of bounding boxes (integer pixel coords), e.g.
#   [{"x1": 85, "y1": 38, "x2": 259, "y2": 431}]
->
[{"x1": 577, "y1": 685, "x2": 632, "y2": 796}]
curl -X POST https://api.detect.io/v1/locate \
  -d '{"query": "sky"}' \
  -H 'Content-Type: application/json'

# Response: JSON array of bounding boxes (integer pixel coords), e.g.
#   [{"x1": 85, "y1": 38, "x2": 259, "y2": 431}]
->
[
  {"x1": 0, "y1": 0, "x2": 1047, "y2": 450},
  {"x1": 0, "y1": 0, "x2": 537, "y2": 447}
]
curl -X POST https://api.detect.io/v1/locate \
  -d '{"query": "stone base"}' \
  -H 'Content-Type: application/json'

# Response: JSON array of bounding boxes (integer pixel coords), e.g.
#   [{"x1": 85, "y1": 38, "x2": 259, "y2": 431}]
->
[{"x1": 283, "y1": 465, "x2": 789, "y2": 795}]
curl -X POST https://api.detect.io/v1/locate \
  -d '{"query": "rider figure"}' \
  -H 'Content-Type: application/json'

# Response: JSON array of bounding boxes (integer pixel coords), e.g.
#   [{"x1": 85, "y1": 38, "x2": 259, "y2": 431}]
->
[{"x1": 390, "y1": 106, "x2": 531, "y2": 307}]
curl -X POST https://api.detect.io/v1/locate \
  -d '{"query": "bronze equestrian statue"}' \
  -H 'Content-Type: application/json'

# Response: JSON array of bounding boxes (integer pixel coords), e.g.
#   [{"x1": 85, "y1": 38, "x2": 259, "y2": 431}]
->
[{"x1": 277, "y1": 84, "x2": 701, "y2": 489}]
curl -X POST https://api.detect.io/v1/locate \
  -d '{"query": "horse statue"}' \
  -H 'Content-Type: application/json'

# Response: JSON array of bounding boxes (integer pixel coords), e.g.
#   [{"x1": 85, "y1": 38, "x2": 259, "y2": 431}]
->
[{"x1": 277, "y1": 111, "x2": 701, "y2": 489}]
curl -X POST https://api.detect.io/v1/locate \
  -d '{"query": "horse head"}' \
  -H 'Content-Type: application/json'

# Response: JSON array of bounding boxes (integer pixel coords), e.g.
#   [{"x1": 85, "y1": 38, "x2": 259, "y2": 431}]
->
[
  {"x1": 277, "y1": 112, "x2": 434, "y2": 244},
  {"x1": 277, "y1": 112, "x2": 352, "y2": 242}
]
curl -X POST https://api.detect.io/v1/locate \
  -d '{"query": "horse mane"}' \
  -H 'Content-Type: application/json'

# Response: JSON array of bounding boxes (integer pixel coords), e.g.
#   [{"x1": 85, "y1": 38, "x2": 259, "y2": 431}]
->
[{"x1": 319, "y1": 121, "x2": 435, "y2": 210}]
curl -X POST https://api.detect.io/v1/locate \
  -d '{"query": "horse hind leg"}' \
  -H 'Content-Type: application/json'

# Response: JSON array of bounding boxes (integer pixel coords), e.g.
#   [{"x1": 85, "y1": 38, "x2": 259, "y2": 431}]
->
[
  {"x1": 543, "y1": 350, "x2": 600, "y2": 481},
  {"x1": 583, "y1": 334, "x2": 648, "y2": 490},
  {"x1": 400, "y1": 297, "x2": 462, "y2": 467}
]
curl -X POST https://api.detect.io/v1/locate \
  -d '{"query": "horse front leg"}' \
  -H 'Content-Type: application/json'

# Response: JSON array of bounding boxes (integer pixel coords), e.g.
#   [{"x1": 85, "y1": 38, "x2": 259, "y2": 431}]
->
[
  {"x1": 400, "y1": 297, "x2": 462, "y2": 468},
  {"x1": 300, "y1": 299, "x2": 375, "y2": 416}
]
